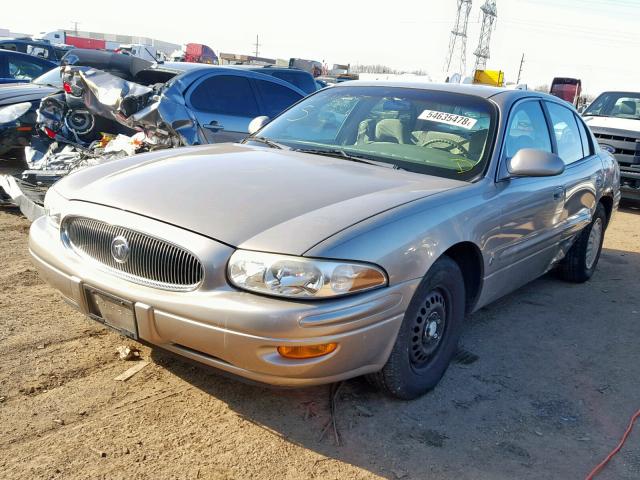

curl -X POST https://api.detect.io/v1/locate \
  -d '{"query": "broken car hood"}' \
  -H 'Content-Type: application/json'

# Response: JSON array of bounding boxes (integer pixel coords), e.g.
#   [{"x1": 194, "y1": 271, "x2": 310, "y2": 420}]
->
[{"x1": 56, "y1": 144, "x2": 466, "y2": 254}]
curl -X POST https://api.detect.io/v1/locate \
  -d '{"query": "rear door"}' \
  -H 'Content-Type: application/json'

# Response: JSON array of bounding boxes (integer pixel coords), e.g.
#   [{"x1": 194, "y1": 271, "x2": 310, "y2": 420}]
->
[
  {"x1": 544, "y1": 100, "x2": 600, "y2": 240},
  {"x1": 251, "y1": 77, "x2": 304, "y2": 119},
  {"x1": 186, "y1": 72, "x2": 260, "y2": 143}
]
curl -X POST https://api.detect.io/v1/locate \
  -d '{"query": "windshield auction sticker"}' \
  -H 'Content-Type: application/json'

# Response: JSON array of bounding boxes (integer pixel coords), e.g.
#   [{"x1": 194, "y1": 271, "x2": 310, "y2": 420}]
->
[{"x1": 418, "y1": 110, "x2": 478, "y2": 129}]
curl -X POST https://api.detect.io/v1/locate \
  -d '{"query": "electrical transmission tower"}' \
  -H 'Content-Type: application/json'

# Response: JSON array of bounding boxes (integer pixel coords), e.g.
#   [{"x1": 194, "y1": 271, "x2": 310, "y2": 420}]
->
[
  {"x1": 473, "y1": 0, "x2": 498, "y2": 71},
  {"x1": 444, "y1": 0, "x2": 473, "y2": 77}
]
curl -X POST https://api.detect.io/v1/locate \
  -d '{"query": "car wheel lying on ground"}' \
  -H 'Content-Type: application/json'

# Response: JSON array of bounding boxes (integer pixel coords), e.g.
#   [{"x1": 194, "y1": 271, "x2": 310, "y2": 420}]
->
[{"x1": 28, "y1": 82, "x2": 620, "y2": 399}]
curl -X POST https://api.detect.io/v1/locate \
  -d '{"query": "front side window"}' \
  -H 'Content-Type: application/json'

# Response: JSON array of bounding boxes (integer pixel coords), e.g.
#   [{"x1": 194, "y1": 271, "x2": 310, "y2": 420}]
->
[
  {"x1": 504, "y1": 101, "x2": 552, "y2": 160},
  {"x1": 8, "y1": 58, "x2": 46, "y2": 81},
  {"x1": 253, "y1": 80, "x2": 302, "y2": 118},
  {"x1": 546, "y1": 102, "x2": 584, "y2": 165},
  {"x1": 190, "y1": 75, "x2": 259, "y2": 117},
  {"x1": 254, "y1": 86, "x2": 496, "y2": 181}
]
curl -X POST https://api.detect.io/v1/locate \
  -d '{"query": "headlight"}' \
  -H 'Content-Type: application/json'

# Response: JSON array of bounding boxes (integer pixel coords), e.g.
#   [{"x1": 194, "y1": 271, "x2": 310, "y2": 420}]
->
[
  {"x1": 227, "y1": 250, "x2": 387, "y2": 299},
  {"x1": 43, "y1": 188, "x2": 67, "y2": 228},
  {"x1": 0, "y1": 102, "x2": 32, "y2": 123}
]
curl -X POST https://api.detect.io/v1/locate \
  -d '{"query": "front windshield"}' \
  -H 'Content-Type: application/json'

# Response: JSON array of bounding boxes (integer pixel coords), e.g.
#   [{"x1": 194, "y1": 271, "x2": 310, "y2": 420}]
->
[
  {"x1": 32, "y1": 67, "x2": 63, "y2": 88},
  {"x1": 584, "y1": 92, "x2": 640, "y2": 120},
  {"x1": 252, "y1": 86, "x2": 496, "y2": 181}
]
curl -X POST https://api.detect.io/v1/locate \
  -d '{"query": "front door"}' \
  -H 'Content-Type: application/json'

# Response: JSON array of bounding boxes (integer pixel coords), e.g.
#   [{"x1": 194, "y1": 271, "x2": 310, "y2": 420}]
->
[{"x1": 483, "y1": 99, "x2": 567, "y2": 303}]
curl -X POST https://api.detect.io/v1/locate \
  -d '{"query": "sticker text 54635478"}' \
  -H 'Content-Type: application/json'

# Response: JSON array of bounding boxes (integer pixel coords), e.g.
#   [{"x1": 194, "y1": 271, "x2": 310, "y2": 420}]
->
[{"x1": 418, "y1": 110, "x2": 478, "y2": 130}]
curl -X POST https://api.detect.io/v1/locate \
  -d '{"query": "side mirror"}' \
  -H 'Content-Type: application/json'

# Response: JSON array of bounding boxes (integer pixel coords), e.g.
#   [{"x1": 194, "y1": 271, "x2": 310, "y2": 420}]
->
[
  {"x1": 507, "y1": 149, "x2": 565, "y2": 177},
  {"x1": 248, "y1": 115, "x2": 270, "y2": 135}
]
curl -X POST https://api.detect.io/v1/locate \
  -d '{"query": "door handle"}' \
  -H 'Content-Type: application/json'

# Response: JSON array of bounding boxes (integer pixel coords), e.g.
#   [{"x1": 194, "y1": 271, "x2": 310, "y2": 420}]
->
[
  {"x1": 203, "y1": 122, "x2": 225, "y2": 132},
  {"x1": 553, "y1": 187, "x2": 565, "y2": 201}
]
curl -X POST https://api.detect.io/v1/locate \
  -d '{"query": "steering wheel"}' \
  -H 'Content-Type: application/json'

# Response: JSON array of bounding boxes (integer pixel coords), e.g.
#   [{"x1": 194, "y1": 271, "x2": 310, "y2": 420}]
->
[{"x1": 423, "y1": 137, "x2": 469, "y2": 156}]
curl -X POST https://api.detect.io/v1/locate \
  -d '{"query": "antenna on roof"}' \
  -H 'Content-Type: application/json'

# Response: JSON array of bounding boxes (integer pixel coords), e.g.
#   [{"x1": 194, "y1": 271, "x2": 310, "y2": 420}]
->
[{"x1": 253, "y1": 35, "x2": 261, "y2": 58}]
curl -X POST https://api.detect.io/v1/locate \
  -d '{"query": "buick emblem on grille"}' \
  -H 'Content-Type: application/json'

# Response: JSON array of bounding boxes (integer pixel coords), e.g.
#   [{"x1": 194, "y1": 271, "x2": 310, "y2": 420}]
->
[{"x1": 110, "y1": 235, "x2": 130, "y2": 263}]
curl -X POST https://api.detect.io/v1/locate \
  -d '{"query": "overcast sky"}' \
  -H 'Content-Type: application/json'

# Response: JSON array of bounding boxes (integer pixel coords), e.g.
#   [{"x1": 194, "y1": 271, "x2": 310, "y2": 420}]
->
[{"x1": 3, "y1": 0, "x2": 639, "y2": 94}]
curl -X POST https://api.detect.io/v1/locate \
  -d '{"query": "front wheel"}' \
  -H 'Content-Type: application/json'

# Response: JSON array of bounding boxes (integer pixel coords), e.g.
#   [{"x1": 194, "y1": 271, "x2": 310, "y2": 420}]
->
[
  {"x1": 557, "y1": 203, "x2": 607, "y2": 283},
  {"x1": 368, "y1": 256, "x2": 466, "y2": 400}
]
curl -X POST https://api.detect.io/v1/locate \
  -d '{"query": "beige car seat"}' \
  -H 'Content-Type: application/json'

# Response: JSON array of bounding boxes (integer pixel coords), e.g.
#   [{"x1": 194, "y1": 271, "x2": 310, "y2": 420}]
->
[{"x1": 375, "y1": 118, "x2": 406, "y2": 144}]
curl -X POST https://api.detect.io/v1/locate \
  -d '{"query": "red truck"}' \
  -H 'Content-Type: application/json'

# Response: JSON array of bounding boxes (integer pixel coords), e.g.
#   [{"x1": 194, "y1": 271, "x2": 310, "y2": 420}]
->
[
  {"x1": 550, "y1": 77, "x2": 582, "y2": 107},
  {"x1": 183, "y1": 43, "x2": 218, "y2": 64},
  {"x1": 64, "y1": 35, "x2": 106, "y2": 50}
]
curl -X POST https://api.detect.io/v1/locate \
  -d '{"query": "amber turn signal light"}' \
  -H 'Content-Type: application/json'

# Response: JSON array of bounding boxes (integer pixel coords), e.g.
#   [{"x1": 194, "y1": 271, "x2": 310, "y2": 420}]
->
[{"x1": 277, "y1": 343, "x2": 338, "y2": 359}]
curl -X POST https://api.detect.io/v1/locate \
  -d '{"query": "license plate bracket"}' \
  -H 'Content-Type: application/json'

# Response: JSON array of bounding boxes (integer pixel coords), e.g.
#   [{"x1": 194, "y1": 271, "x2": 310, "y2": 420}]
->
[{"x1": 84, "y1": 286, "x2": 138, "y2": 340}]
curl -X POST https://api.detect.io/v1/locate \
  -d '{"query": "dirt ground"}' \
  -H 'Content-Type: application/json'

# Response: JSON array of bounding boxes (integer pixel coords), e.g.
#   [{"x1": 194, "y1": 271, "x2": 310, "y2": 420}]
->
[{"x1": 0, "y1": 204, "x2": 639, "y2": 480}]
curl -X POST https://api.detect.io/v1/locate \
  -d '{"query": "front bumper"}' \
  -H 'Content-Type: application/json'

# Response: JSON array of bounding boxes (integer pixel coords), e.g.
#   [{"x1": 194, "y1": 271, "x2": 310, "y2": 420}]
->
[
  {"x1": 29, "y1": 203, "x2": 417, "y2": 387},
  {"x1": 620, "y1": 166, "x2": 640, "y2": 201}
]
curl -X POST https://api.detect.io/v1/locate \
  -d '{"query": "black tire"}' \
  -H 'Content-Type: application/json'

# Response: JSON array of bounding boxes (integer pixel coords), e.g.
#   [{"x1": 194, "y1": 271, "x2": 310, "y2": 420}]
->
[
  {"x1": 557, "y1": 203, "x2": 607, "y2": 283},
  {"x1": 368, "y1": 256, "x2": 466, "y2": 400}
]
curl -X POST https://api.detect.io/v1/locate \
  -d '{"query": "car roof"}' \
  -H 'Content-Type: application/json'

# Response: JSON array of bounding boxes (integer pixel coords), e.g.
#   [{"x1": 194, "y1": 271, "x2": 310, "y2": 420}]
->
[
  {"x1": 228, "y1": 65, "x2": 306, "y2": 73},
  {"x1": 0, "y1": 49, "x2": 57, "y2": 65},
  {"x1": 0, "y1": 38, "x2": 51, "y2": 46},
  {"x1": 594, "y1": 91, "x2": 640, "y2": 95},
  {"x1": 155, "y1": 61, "x2": 217, "y2": 73},
  {"x1": 333, "y1": 80, "x2": 541, "y2": 100}
]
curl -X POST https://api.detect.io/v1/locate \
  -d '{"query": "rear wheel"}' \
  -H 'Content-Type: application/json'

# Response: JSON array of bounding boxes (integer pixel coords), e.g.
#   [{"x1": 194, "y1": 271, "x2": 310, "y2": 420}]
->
[
  {"x1": 557, "y1": 203, "x2": 607, "y2": 283},
  {"x1": 369, "y1": 256, "x2": 465, "y2": 400}
]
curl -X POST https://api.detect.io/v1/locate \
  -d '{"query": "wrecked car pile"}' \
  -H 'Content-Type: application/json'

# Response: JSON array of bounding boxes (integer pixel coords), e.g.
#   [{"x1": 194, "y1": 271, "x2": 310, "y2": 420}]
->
[
  {"x1": 1, "y1": 48, "x2": 309, "y2": 219},
  {"x1": 0, "y1": 50, "x2": 215, "y2": 219}
]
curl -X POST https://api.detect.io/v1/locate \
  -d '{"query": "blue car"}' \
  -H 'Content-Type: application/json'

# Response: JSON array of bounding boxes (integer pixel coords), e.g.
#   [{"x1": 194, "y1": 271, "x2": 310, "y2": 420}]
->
[
  {"x1": 59, "y1": 50, "x2": 308, "y2": 145},
  {"x1": 0, "y1": 50, "x2": 57, "y2": 84}
]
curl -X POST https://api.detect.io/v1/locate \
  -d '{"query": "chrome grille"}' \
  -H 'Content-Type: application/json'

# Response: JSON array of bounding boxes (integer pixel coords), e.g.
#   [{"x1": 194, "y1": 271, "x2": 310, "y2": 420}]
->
[{"x1": 63, "y1": 217, "x2": 204, "y2": 291}]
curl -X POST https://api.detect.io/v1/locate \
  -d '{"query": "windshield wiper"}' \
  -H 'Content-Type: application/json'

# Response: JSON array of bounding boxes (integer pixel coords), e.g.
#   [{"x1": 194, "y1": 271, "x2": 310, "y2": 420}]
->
[
  {"x1": 244, "y1": 136, "x2": 290, "y2": 150},
  {"x1": 294, "y1": 147, "x2": 402, "y2": 170}
]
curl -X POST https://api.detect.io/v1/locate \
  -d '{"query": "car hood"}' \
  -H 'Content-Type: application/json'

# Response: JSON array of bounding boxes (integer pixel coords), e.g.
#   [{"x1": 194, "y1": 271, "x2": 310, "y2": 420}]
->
[
  {"x1": 56, "y1": 144, "x2": 466, "y2": 255},
  {"x1": 0, "y1": 82, "x2": 59, "y2": 106},
  {"x1": 583, "y1": 115, "x2": 640, "y2": 134}
]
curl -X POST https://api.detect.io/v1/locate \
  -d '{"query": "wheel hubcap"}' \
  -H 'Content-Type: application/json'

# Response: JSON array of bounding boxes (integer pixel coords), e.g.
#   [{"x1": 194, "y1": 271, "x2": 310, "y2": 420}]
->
[
  {"x1": 585, "y1": 218, "x2": 603, "y2": 269},
  {"x1": 410, "y1": 290, "x2": 447, "y2": 368}
]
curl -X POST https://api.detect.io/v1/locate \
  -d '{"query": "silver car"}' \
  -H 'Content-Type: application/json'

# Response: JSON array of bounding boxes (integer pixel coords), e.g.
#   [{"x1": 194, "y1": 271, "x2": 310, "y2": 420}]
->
[{"x1": 29, "y1": 83, "x2": 620, "y2": 399}]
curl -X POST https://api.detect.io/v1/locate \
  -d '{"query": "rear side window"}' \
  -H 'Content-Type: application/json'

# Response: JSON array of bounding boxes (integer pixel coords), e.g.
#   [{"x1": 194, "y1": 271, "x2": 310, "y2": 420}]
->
[
  {"x1": 545, "y1": 102, "x2": 584, "y2": 164},
  {"x1": 574, "y1": 114, "x2": 592, "y2": 158},
  {"x1": 504, "y1": 101, "x2": 552, "y2": 159},
  {"x1": 253, "y1": 80, "x2": 302, "y2": 118},
  {"x1": 190, "y1": 75, "x2": 259, "y2": 117},
  {"x1": 270, "y1": 71, "x2": 315, "y2": 94},
  {"x1": 27, "y1": 45, "x2": 50, "y2": 59}
]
